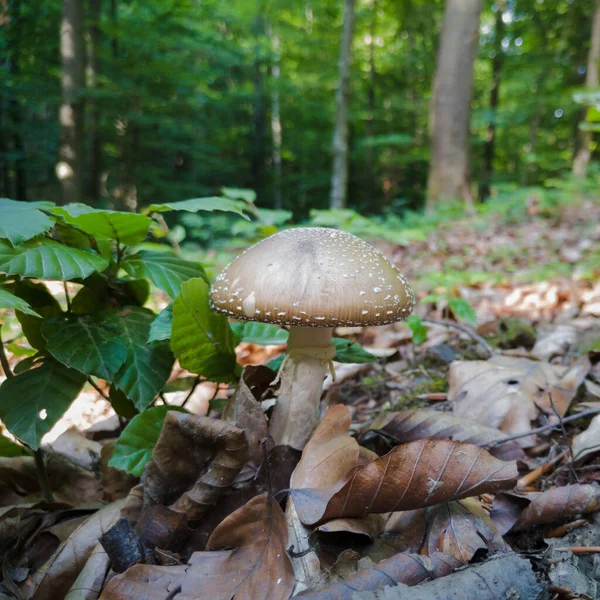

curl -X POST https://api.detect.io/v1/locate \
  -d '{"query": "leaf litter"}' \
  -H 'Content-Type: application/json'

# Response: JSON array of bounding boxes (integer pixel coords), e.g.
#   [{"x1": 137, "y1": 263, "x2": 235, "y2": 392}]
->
[{"x1": 2, "y1": 202, "x2": 600, "y2": 598}]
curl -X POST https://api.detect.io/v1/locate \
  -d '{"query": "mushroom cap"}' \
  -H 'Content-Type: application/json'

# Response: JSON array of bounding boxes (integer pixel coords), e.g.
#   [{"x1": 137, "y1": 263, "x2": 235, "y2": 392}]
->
[{"x1": 210, "y1": 227, "x2": 415, "y2": 327}]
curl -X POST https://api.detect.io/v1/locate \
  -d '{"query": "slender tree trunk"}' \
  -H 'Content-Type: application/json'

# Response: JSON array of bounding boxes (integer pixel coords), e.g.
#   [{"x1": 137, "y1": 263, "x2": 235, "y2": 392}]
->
[
  {"x1": 87, "y1": 0, "x2": 102, "y2": 206},
  {"x1": 329, "y1": 0, "x2": 356, "y2": 209},
  {"x1": 8, "y1": 0, "x2": 27, "y2": 200},
  {"x1": 426, "y1": 0, "x2": 482, "y2": 213},
  {"x1": 364, "y1": 0, "x2": 377, "y2": 210},
  {"x1": 573, "y1": 0, "x2": 600, "y2": 177},
  {"x1": 271, "y1": 29, "x2": 283, "y2": 210},
  {"x1": 252, "y1": 15, "x2": 266, "y2": 204},
  {"x1": 479, "y1": 2, "x2": 505, "y2": 201},
  {"x1": 110, "y1": 0, "x2": 118, "y2": 58},
  {"x1": 59, "y1": 0, "x2": 85, "y2": 204}
]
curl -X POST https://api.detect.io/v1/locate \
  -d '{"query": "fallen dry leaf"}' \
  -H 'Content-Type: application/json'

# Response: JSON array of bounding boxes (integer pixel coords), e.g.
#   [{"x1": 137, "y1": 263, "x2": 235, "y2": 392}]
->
[
  {"x1": 363, "y1": 409, "x2": 524, "y2": 462},
  {"x1": 292, "y1": 439, "x2": 518, "y2": 526},
  {"x1": 512, "y1": 484, "x2": 600, "y2": 531},
  {"x1": 449, "y1": 355, "x2": 590, "y2": 446},
  {"x1": 296, "y1": 551, "x2": 461, "y2": 599},
  {"x1": 101, "y1": 493, "x2": 293, "y2": 600},
  {"x1": 532, "y1": 325, "x2": 579, "y2": 360},
  {"x1": 223, "y1": 365, "x2": 275, "y2": 465},
  {"x1": 572, "y1": 414, "x2": 600, "y2": 463},
  {"x1": 142, "y1": 411, "x2": 249, "y2": 522},
  {"x1": 291, "y1": 405, "x2": 360, "y2": 490},
  {"x1": 384, "y1": 497, "x2": 507, "y2": 563}
]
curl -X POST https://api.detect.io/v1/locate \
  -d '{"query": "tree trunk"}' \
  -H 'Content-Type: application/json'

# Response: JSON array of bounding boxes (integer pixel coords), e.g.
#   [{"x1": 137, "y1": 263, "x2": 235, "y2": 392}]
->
[
  {"x1": 271, "y1": 29, "x2": 283, "y2": 210},
  {"x1": 573, "y1": 0, "x2": 600, "y2": 177},
  {"x1": 364, "y1": 0, "x2": 377, "y2": 210},
  {"x1": 87, "y1": 0, "x2": 102, "y2": 206},
  {"x1": 426, "y1": 0, "x2": 482, "y2": 213},
  {"x1": 59, "y1": 0, "x2": 85, "y2": 204},
  {"x1": 110, "y1": 0, "x2": 118, "y2": 58},
  {"x1": 329, "y1": 0, "x2": 356, "y2": 209},
  {"x1": 479, "y1": 2, "x2": 505, "y2": 201},
  {"x1": 252, "y1": 14, "x2": 266, "y2": 205}
]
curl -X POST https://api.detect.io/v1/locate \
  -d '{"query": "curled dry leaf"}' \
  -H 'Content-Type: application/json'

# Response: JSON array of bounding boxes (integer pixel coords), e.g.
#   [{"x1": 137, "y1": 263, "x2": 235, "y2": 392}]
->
[
  {"x1": 292, "y1": 439, "x2": 518, "y2": 526},
  {"x1": 297, "y1": 551, "x2": 461, "y2": 599},
  {"x1": 223, "y1": 365, "x2": 275, "y2": 465},
  {"x1": 101, "y1": 493, "x2": 294, "y2": 600},
  {"x1": 142, "y1": 411, "x2": 249, "y2": 521},
  {"x1": 363, "y1": 409, "x2": 524, "y2": 462},
  {"x1": 449, "y1": 355, "x2": 590, "y2": 447},
  {"x1": 512, "y1": 484, "x2": 600, "y2": 531},
  {"x1": 572, "y1": 414, "x2": 600, "y2": 463}
]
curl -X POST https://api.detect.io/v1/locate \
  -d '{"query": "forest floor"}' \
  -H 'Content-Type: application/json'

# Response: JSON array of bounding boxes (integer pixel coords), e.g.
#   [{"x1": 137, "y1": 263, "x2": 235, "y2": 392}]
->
[{"x1": 1, "y1": 197, "x2": 600, "y2": 599}]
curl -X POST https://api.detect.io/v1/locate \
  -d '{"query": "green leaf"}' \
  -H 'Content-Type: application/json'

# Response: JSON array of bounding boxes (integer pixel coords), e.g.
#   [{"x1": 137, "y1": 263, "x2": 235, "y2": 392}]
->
[
  {"x1": 146, "y1": 197, "x2": 250, "y2": 220},
  {"x1": 10, "y1": 281, "x2": 62, "y2": 350},
  {"x1": 44, "y1": 315, "x2": 127, "y2": 380},
  {"x1": 110, "y1": 308, "x2": 174, "y2": 411},
  {"x1": 230, "y1": 321, "x2": 289, "y2": 346},
  {"x1": 109, "y1": 405, "x2": 185, "y2": 476},
  {"x1": 0, "y1": 239, "x2": 108, "y2": 281},
  {"x1": 0, "y1": 199, "x2": 55, "y2": 245},
  {"x1": 171, "y1": 278, "x2": 238, "y2": 383},
  {"x1": 71, "y1": 275, "x2": 149, "y2": 315},
  {"x1": 51, "y1": 204, "x2": 151, "y2": 245},
  {"x1": 149, "y1": 306, "x2": 173, "y2": 342},
  {"x1": 578, "y1": 122, "x2": 600, "y2": 132},
  {"x1": 0, "y1": 359, "x2": 86, "y2": 449},
  {"x1": 122, "y1": 251, "x2": 207, "y2": 299},
  {"x1": 221, "y1": 187, "x2": 256, "y2": 203},
  {"x1": 332, "y1": 338, "x2": 377, "y2": 364},
  {"x1": 0, "y1": 287, "x2": 41, "y2": 317},
  {"x1": 108, "y1": 385, "x2": 139, "y2": 419},
  {"x1": 267, "y1": 354, "x2": 285, "y2": 371},
  {"x1": 0, "y1": 435, "x2": 29, "y2": 457},
  {"x1": 448, "y1": 297, "x2": 477, "y2": 326},
  {"x1": 407, "y1": 315, "x2": 428, "y2": 345}
]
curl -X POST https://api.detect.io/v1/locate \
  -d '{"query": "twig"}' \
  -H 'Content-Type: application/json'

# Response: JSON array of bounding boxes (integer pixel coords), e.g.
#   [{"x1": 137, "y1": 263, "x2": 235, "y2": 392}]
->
[
  {"x1": 0, "y1": 324, "x2": 13, "y2": 380},
  {"x1": 546, "y1": 519, "x2": 588, "y2": 539},
  {"x1": 547, "y1": 392, "x2": 579, "y2": 483},
  {"x1": 516, "y1": 449, "x2": 567, "y2": 490},
  {"x1": 484, "y1": 407, "x2": 600, "y2": 448},
  {"x1": 553, "y1": 546, "x2": 600, "y2": 554},
  {"x1": 181, "y1": 376, "x2": 201, "y2": 409},
  {"x1": 422, "y1": 318, "x2": 496, "y2": 357},
  {"x1": 88, "y1": 377, "x2": 110, "y2": 400},
  {"x1": 63, "y1": 281, "x2": 72, "y2": 312}
]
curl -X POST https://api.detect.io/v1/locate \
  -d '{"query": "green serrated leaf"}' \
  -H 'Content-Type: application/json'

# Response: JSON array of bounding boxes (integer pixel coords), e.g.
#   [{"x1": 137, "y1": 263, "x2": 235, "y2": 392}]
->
[
  {"x1": 146, "y1": 197, "x2": 250, "y2": 220},
  {"x1": 44, "y1": 315, "x2": 127, "y2": 380},
  {"x1": 122, "y1": 251, "x2": 207, "y2": 299},
  {"x1": 108, "y1": 385, "x2": 139, "y2": 419},
  {"x1": 10, "y1": 280, "x2": 62, "y2": 350},
  {"x1": 109, "y1": 405, "x2": 185, "y2": 476},
  {"x1": 149, "y1": 306, "x2": 173, "y2": 342},
  {"x1": 332, "y1": 338, "x2": 377, "y2": 363},
  {"x1": 110, "y1": 308, "x2": 174, "y2": 411},
  {"x1": 171, "y1": 278, "x2": 237, "y2": 383},
  {"x1": 0, "y1": 199, "x2": 56, "y2": 245},
  {"x1": 0, "y1": 238, "x2": 108, "y2": 281},
  {"x1": 230, "y1": 321, "x2": 289, "y2": 346},
  {"x1": 0, "y1": 435, "x2": 30, "y2": 457},
  {"x1": 0, "y1": 359, "x2": 86, "y2": 449},
  {"x1": 221, "y1": 187, "x2": 256, "y2": 203},
  {"x1": 407, "y1": 315, "x2": 428, "y2": 345},
  {"x1": 0, "y1": 287, "x2": 41, "y2": 317},
  {"x1": 51, "y1": 204, "x2": 151, "y2": 245},
  {"x1": 448, "y1": 297, "x2": 477, "y2": 326}
]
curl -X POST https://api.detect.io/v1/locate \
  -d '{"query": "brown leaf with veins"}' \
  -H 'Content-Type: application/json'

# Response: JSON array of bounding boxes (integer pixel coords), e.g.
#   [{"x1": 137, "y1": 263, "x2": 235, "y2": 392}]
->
[
  {"x1": 297, "y1": 551, "x2": 461, "y2": 599},
  {"x1": 512, "y1": 484, "x2": 600, "y2": 531},
  {"x1": 142, "y1": 411, "x2": 249, "y2": 522},
  {"x1": 101, "y1": 493, "x2": 293, "y2": 600},
  {"x1": 363, "y1": 409, "x2": 524, "y2": 461},
  {"x1": 291, "y1": 404, "x2": 360, "y2": 490},
  {"x1": 292, "y1": 439, "x2": 518, "y2": 526},
  {"x1": 449, "y1": 356, "x2": 589, "y2": 446}
]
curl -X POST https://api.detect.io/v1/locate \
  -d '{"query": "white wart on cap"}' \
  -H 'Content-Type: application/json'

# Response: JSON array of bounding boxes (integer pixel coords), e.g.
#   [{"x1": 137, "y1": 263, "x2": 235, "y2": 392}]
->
[{"x1": 210, "y1": 227, "x2": 415, "y2": 326}]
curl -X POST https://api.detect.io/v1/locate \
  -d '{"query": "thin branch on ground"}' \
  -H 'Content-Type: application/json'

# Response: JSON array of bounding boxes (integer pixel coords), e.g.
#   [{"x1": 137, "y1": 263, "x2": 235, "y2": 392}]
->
[
  {"x1": 181, "y1": 376, "x2": 202, "y2": 408},
  {"x1": 484, "y1": 407, "x2": 600, "y2": 448},
  {"x1": 88, "y1": 376, "x2": 110, "y2": 400},
  {"x1": 547, "y1": 392, "x2": 579, "y2": 483},
  {"x1": 422, "y1": 318, "x2": 496, "y2": 358},
  {"x1": 63, "y1": 281, "x2": 72, "y2": 312}
]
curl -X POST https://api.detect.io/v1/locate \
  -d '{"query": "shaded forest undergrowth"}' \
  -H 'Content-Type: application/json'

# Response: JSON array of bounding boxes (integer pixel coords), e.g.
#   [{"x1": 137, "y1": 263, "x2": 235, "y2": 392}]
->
[{"x1": 1, "y1": 195, "x2": 600, "y2": 599}]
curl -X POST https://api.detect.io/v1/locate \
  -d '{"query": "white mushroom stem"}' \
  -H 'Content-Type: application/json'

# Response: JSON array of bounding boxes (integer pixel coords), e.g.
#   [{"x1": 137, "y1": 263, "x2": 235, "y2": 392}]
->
[{"x1": 269, "y1": 326, "x2": 335, "y2": 450}]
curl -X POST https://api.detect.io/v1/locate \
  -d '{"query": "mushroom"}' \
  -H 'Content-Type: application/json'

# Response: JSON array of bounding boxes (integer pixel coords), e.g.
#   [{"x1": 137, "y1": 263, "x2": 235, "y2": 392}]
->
[{"x1": 210, "y1": 227, "x2": 415, "y2": 449}]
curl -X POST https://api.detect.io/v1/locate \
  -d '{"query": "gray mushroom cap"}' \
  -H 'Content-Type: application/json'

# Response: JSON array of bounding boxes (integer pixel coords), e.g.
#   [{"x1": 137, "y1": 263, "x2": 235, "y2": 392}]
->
[{"x1": 210, "y1": 227, "x2": 415, "y2": 327}]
